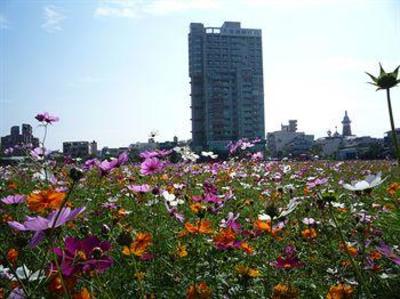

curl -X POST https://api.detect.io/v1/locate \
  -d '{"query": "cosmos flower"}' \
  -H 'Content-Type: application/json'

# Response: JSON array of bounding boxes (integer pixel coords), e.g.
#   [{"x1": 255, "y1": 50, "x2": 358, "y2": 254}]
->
[
  {"x1": 99, "y1": 152, "x2": 129, "y2": 175},
  {"x1": 53, "y1": 235, "x2": 113, "y2": 277},
  {"x1": 201, "y1": 151, "x2": 218, "y2": 159},
  {"x1": 35, "y1": 112, "x2": 59, "y2": 124},
  {"x1": 8, "y1": 207, "x2": 85, "y2": 247},
  {"x1": 27, "y1": 189, "x2": 65, "y2": 212},
  {"x1": 366, "y1": 63, "x2": 400, "y2": 90},
  {"x1": 343, "y1": 172, "x2": 386, "y2": 192},
  {"x1": 376, "y1": 242, "x2": 400, "y2": 266},
  {"x1": 174, "y1": 146, "x2": 199, "y2": 162},
  {"x1": 140, "y1": 157, "x2": 164, "y2": 175},
  {"x1": 9, "y1": 265, "x2": 45, "y2": 282},
  {"x1": 272, "y1": 283, "x2": 299, "y2": 299},
  {"x1": 1, "y1": 194, "x2": 25, "y2": 205},
  {"x1": 186, "y1": 282, "x2": 212, "y2": 299},
  {"x1": 30, "y1": 147, "x2": 50, "y2": 160},
  {"x1": 122, "y1": 232, "x2": 152, "y2": 257},
  {"x1": 184, "y1": 220, "x2": 213, "y2": 235},
  {"x1": 219, "y1": 212, "x2": 241, "y2": 233},
  {"x1": 272, "y1": 245, "x2": 303, "y2": 270},
  {"x1": 306, "y1": 177, "x2": 328, "y2": 189},
  {"x1": 164, "y1": 201, "x2": 185, "y2": 223},
  {"x1": 162, "y1": 190, "x2": 184, "y2": 207},
  {"x1": 128, "y1": 184, "x2": 151, "y2": 193},
  {"x1": 326, "y1": 283, "x2": 353, "y2": 299}
]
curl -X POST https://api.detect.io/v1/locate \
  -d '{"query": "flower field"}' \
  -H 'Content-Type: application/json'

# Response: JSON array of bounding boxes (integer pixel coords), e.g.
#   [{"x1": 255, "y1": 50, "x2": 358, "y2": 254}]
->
[{"x1": 1, "y1": 116, "x2": 400, "y2": 298}]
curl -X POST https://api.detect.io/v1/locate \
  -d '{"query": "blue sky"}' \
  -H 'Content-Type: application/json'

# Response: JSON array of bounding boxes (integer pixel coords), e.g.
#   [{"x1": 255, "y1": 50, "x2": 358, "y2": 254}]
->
[{"x1": 0, "y1": 0, "x2": 399, "y2": 150}]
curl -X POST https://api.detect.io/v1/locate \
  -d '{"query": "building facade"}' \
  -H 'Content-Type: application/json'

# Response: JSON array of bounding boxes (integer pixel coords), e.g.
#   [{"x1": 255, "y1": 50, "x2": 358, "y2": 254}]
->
[
  {"x1": 1, "y1": 124, "x2": 39, "y2": 156},
  {"x1": 189, "y1": 22, "x2": 265, "y2": 152},
  {"x1": 63, "y1": 141, "x2": 90, "y2": 158},
  {"x1": 267, "y1": 120, "x2": 314, "y2": 158}
]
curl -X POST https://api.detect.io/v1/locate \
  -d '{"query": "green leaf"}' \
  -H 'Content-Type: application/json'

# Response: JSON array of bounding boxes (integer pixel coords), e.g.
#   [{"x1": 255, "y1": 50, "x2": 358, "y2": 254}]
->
[
  {"x1": 379, "y1": 62, "x2": 386, "y2": 77},
  {"x1": 365, "y1": 72, "x2": 378, "y2": 83},
  {"x1": 392, "y1": 65, "x2": 400, "y2": 79}
]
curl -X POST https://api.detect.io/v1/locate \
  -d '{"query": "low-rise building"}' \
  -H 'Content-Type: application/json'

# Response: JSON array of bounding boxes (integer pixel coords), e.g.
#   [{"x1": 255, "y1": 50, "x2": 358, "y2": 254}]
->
[
  {"x1": 63, "y1": 141, "x2": 89, "y2": 158},
  {"x1": 267, "y1": 120, "x2": 314, "y2": 158}
]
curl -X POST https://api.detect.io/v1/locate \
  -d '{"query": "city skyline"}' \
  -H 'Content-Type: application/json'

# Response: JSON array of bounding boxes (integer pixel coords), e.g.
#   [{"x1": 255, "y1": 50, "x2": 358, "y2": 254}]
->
[{"x1": 1, "y1": 0, "x2": 399, "y2": 151}]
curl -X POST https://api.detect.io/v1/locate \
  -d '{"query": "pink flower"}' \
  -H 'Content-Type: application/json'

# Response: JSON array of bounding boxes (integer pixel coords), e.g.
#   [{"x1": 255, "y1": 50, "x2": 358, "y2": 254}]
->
[
  {"x1": 35, "y1": 112, "x2": 59, "y2": 124},
  {"x1": 1, "y1": 195, "x2": 25, "y2": 205},
  {"x1": 128, "y1": 184, "x2": 151, "y2": 193},
  {"x1": 140, "y1": 158, "x2": 163, "y2": 175}
]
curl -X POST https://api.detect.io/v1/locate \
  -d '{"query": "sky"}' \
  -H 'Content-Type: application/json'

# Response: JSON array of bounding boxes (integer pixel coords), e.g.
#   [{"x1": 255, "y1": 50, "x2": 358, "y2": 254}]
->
[{"x1": 0, "y1": 0, "x2": 399, "y2": 151}]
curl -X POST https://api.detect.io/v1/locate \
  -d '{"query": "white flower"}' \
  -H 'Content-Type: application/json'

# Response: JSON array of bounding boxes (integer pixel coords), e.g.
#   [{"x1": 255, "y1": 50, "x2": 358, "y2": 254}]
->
[
  {"x1": 162, "y1": 190, "x2": 183, "y2": 207},
  {"x1": 331, "y1": 202, "x2": 345, "y2": 209},
  {"x1": 278, "y1": 197, "x2": 301, "y2": 218},
  {"x1": 11, "y1": 265, "x2": 45, "y2": 282},
  {"x1": 302, "y1": 217, "x2": 319, "y2": 225},
  {"x1": 174, "y1": 146, "x2": 199, "y2": 162},
  {"x1": 343, "y1": 172, "x2": 386, "y2": 191},
  {"x1": 0, "y1": 265, "x2": 11, "y2": 279},
  {"x1": 201, "y1": 151, "x2": 218, "y2": 159},
  {"x1": 162, "y1": 190, "x2": 176, "y2": 202},
  {"x1": 258, "y1": 213, "x2": 271, "y2": 221}
]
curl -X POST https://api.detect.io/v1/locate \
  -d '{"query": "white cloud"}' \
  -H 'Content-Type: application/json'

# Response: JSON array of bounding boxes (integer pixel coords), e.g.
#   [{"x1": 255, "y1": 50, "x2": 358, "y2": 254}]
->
[
  {"x1": 0, "y1": 14, "x2": 9, "y2": 30},
  {"x1": 94, "y1": 0, "x2": 219, "y2": 18},
  {"x1": 42, "y1": 5, "x2": 66, "y2": 33}
]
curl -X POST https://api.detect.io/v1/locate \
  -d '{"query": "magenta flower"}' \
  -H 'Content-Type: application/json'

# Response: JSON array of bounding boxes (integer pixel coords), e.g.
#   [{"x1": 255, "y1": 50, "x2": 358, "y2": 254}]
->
[
  {"x1": 220, "y1": 212, "x2": 241, "y2": 233},
  {"x1": 164, "y1": 201, "x2": 185, "y2": 223},
  {"x1": 140, "y1": 157, "x2": 163, "y2": 175},
  {"x1": 35, "y1": 112, "x2": 59, "y2": 124},
  {"x1": 83, "y1": 158, "x2": 100, "y2": 171},
  {"x1": 99, "y1": 152, "x2": 128, "y2": 175},
  {"x1": 272, "y1": 245, "x2": 304, "y2": 269},
  {"x1": 128, "y1": 184, "x2": 151, "y2": 193},
  {"x1": 140, "y1": 150, "x2": 160, "y2": 159},
  {"x1": 8, "y1": 207, "x2": 85, "y2": 247},
  {"x1": 53, "y1": 235, "x2": 113, "y2": 277},
  {"x1": 376, "y1": 242, "x2": 400, "y2": 266},
  {"x1": 1, "y1": 195, "x2": 25, "y2": 205}
]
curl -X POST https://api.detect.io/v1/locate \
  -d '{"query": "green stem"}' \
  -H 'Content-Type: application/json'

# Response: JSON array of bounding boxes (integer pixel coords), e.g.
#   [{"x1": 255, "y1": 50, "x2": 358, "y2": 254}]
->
[
  {"x1": 328, "y1": 204, "x2": 372, "y2": 298},
  {"x1": 386, "y1": 88, "x2": 400, "y2": 164},
  {"x1": 1, "y1": 252, "x2": 31, "y2": 297}
]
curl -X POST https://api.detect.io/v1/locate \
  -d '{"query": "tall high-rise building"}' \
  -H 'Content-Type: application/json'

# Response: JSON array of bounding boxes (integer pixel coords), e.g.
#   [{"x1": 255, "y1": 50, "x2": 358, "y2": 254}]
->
[
  {"x1": 189, "y1": 21, "x2": 265, "y2": 152},
  {"x1": 342, "y1": 110, "x2": 352, "y2": 137}
]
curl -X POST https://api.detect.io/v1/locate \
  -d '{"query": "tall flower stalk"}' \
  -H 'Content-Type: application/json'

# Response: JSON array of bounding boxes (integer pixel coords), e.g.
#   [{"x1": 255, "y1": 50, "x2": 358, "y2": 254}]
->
[{"x1": 366, "y1": 64, "x2": 400, "y2": 163}]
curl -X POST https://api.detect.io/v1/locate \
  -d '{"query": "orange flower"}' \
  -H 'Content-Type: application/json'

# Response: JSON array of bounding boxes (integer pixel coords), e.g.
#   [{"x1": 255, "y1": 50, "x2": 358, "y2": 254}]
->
[
  {"x1": 7, "y1": 248, "x2": 18, "y2": 264},
  {"x1": 387, "y1": 182, "x2": 400, "y2": 196},
  {"x1": 213, "y1": 228, "x2": 236, "y2": 249},
  {"x1": 27, "y1": 189, "x2": 65, "y2": 212},
  {"x1": 254, "y1": 219, "x2": 271, "y2": 232},
  {"x1": 340, "y1": 243, "x2": 358, "y2": 257},
  {"x1": 186, "y1": 282, "x2": 212, "y2": 299},
  {"x1": 176, "y1": 244, "x2": 188, "y2": 258},
  {"x1": 235, "y1": 264, "x2": 260, "y2": 278},
  {"x1": 369, "y1": 250, "x2": 382, "y2": 260},
  {"x1": 301, "y1": 228, "x2": 317, "y2": 240},
  {"x1": 7, "y1": 181, "x2": 17, "y2": 190},
  {"x1": 326, "y1": 283, "x2": 353, "y2": 299},
  {"x1": 240, "y1": 242, "x2": 254, "y2": 255},
  {"x1": 272, "y1": 283, "x2": 299, "y2": 299},
  {"x1": 73, "y1": 288, "x2": 91, "y2": 299},
  {"x1": 190, "y1": 203, "x2": 205, "y2": 214},
  {"x1": 184, "y1": 219, "x2": 213, "y2": 234},
  {"x1": 123, "y1": 232, "x2": 152, "y2": 257},
  {"x1": 48, "y1": 274, "x2": 77, "y2": 294}
]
